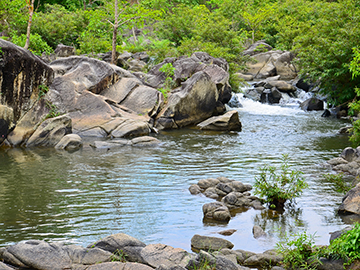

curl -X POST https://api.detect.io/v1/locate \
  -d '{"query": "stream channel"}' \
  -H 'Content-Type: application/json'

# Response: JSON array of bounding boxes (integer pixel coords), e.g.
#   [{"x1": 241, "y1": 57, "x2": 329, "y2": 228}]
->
[{"x1": 0, "y1": 94, "x2": 354, "y2": 253}]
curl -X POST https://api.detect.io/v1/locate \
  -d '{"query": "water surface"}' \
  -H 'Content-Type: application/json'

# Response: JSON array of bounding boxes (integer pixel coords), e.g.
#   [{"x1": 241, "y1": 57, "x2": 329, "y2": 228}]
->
[{"x1": 0, "y1": 96, "x2": 353, "y2": 252}]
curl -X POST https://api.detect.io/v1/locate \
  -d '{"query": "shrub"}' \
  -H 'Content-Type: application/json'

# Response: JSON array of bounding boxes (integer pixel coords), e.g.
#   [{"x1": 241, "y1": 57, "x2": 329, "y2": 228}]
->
[
  {"x1": 324, "y1": 222, "x2": 360, "y2": 266},
  {"x1": 11, "y1": 33, "x2": 52, "y2": 56},
  {"x1": 254, "y1": 154, "x2": 308, "y2": 209},
  {"x1": 323, "y1": 173, "x2": 353, "y2": 194},
  {"x1": 276, "y1": 231, "x2": 320, "y2": 270}
]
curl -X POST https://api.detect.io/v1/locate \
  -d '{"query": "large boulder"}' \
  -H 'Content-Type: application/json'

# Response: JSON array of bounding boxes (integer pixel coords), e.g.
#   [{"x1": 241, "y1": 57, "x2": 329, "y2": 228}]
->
[
  {"x1": 338, "y1": 183, "x2": 360, "y2": 215},
  {"x1": 155, "y1": 71, "x2": 219, "y2": 129},
  {"x1": 244, "y1": 41, "x2": 297, "y2": 80},
  {"x1": 2, "y1": 240, "x2": 113, "y2": 270},
  {"x1": 55, "y1": 133, "x2": 83, "y2": 151},
  {"x1": 0, "y1": 40, "x2": 54, "y2": 145},
  {"x1": 48, "y1": 56, "x2": 153, "y2": 137},
  {"x1": 197, "y1": 110, "x2": 242, "y2": 131},
  {"x1": 300, "y1": 98, "x2": 324, "y2": 111}
]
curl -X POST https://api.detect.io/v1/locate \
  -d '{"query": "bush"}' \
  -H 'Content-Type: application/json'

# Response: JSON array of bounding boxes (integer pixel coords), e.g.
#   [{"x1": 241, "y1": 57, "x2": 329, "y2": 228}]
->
[
  {"x1": 276, "y1": 231, "x2": 320, "y2": 270},
  {"x1": 10, "y1": 33, "x2": 52, "y2": 56},
  {"x1": 324, "y1": 222, "x2": 360, "y2": 266},
  {"x1": 254, "y1": 154, "x2": 308, "y2": 209}
]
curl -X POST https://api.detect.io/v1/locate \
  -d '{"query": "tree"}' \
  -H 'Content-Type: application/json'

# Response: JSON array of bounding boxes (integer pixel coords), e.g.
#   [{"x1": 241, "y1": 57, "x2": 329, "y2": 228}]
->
[{"x1": 24, "y1": 0, "x2": 36, "y2": 50}]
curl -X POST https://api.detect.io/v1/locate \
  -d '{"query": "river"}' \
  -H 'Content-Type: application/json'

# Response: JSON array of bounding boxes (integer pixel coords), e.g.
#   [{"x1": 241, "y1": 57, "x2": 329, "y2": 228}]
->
[{"x1": 0, "y1": 94, "x2": 353, "y2": 252}]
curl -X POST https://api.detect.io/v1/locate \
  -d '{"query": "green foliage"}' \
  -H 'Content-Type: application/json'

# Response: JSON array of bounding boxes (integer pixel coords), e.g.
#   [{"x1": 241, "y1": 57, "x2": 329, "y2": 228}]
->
[
  {"x1": 38, "y1": 85, "x2": 49, "y2": 100},
  {"x1": 323, "y1": 173, "x2": 353, "y2": 194},
  {"x1": 0, "y1": 0, "x2": 28, "y2": 36},
  {"x1": 44, "y1": 101, "x2": 61, "y2": 119},
  {"x1": 110, "y1": 249, "x2": 127, "y2": 262},
  {"x1": 11, "y1": 33, "x2": 52, "y2": 56},
  {"x1": 348, "y1": 48, "x2": 360, "y2": 146},
  {"x1": 158, "y1": 63, "x2": 176, "y2": 100},
  {"x1": 276, "y1": 231, "x2": 320, "y2": 270},
  {"x1": 254, "y1": 154, "x2": 308, "y2": 207},
  {"x1": 324, "y1": 223, "x2": 360, "y2": 266},
  {"x1": 32, "y1": 4, "x2": 90, "y2": 49}
]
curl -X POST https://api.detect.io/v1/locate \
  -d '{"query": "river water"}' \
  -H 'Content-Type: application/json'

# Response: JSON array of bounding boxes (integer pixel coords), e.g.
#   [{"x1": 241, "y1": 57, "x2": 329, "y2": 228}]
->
[{"x1": 0, "y1": 95, "x2": 353, "y2": 252}]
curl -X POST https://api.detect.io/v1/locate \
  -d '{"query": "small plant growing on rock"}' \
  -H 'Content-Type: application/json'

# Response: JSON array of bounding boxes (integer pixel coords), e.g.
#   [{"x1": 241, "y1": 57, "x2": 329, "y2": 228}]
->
[
  {"x1": 38, "y1": 84, "x2": 49, "y2": 100},
  {"x1": 158, "y1": 62, "x2": 176, "y2": 100},
  {"x1": 110, "y1": 249, "x2": 127, "y2": 262},
  {"x1": 276, "y1": 231, "x2": 320, "y2": 270},
  {"x1": 324, "y1": 222, "x2": 360, "y2": 266},
  {"x1": 44, "y1": 101, "x2": 61, "y2": 119},
  {"x1": 254, "y1": 154, "x2": 308, "y2": 209}
]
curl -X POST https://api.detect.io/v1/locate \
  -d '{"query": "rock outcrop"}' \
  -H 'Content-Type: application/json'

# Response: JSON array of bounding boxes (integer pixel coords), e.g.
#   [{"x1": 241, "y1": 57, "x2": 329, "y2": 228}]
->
[{"x1": 0, "y1": 39, "x2": 54, "y2": 145}]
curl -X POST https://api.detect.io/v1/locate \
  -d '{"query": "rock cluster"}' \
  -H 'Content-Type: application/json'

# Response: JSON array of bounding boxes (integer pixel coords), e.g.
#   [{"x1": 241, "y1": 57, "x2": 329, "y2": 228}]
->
[
  {"x1": 189, "y1": 176, "x2": 264, "y2": 222},
  {"x1": 1, "y1": 40, "x2": 241, "y2": 150},
  {"x1": 327, "y1": 146, "x2": 360, "y2": 176},
  {"x1": 0, "y1": 233, "x2": 285, "y2": 270}
]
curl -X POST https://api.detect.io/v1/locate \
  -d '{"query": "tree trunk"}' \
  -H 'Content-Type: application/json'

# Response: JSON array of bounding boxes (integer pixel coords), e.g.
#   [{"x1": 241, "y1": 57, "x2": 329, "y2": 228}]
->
[
  {"x1": 111, "y1": 0, "x2": 118, "y2": 65},
  {"x1": 24, "y1": 0, "x2": 35, "y2": 50}
]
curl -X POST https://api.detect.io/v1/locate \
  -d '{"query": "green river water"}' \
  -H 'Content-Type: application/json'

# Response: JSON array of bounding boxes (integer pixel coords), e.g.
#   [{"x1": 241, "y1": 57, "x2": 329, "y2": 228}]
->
[{"x1": 0, "y1": 95, "x2": 354, "y2": 252}]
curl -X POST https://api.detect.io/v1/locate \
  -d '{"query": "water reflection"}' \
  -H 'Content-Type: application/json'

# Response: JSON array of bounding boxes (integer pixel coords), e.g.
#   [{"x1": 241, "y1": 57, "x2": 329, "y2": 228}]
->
[{"x1": 0, "y1": 101, "x2": 356, "y2": 252}]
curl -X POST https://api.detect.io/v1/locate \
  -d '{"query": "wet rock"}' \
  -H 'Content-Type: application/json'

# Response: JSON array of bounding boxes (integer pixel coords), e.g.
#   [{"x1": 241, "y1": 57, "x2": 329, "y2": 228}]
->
[
  {"x1": 189, "y1": 184, "x2": 202, "y2": 195},
  {"x1": 327, "y1": 157, "x2": 348, "y2": 166},
  {"x1": 130, "y1": 136, "x2": 161, "y2": 147},
  {"x1": 191, "y1": 235, "x2": 234, "y2": 252},
  {"x1": 218, "y1": 229, "x2": 237, "y2": 236},
  {"x1": 55, "y1": 133, "x2": 82, "y2": 151},
  {"x1": 0, "y1": 105, "x2": 14, "y2": 144},
  {"x1": 228, "y1": 94, "x2": 243, "y2": 108},
  {"x1": 260, "y1": 88, "x2": 282, "y2": 104},
  {"x1": 252, "y1": 225, "x2": 267, "y2": 239},
  {"x1": 341, "y1": 147, "x2": 359, "y2": 162},
  {"x1": 140, "y1": 244, "x2": 193, "y2": 269},
  {"x1": 90, "y1": 139, "x2": 130, "y2": 149},
  {"x1": 203, "y1": 202, "x2": 231, "y2": 222},
  {"x1": 26, "y1": 115, "x2": 72, "y2": 147},
  {"x1": 203, "y1": 187, "x2": 219, "y2": 199},
  {"x1": 339, "y1": 183, "x2": 360, "y2": 215},
  {"x1": 339, "y1": 126, "x2": 352, "y2": 134},
  {"x1": 300, "y1": 98, "x2": 324, "y2": 111},
  {"x1": 197, "y1": 178, "x2": 220, "y2": 190},
  {"x1": 197, "y1": 110, "x2": 242, "y2": 131},
  {"x1": 110, "y1": 118, "x2": 151, "y2": 138}
]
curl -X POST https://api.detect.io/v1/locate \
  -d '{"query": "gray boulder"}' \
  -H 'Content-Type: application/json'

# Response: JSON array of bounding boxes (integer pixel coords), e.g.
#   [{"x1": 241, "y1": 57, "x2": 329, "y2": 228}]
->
[
  {"x1": 25, "y1": 115, "x2": 72, "y2": 147},
  {"x1": 300, "y1": 98, "x2": 324, "y2": 111},
  {"x1": 243, "y1": 250, "x2": 283, "y2": 268},
  {"x1": 339, "y1": 183, "x2": 360, "y2": 215},
  {"x1": 341, "y1": 147, "x2": 359, "y2": 162},
  {"x1": 197, "y1": 110, "x2": 242, "y2": 131},
  {"x1": 264, "y1": 80, "x2": 296, "y2": 93},
  {"x1": 260, "y1": 88, "x2": 282, "y2": 104},
  {"x1": 130, "y1": 136, "x2": 161, "y2": 147},
  {"x1": 202, "y1": 202, "x2": 231, "y2": 222},
  {"x1": 140, "y1": 244, "x2": 193, "y2": 269},
  {"x1": 55, "y1": 133, "x2": 83, "y2": 151},
  {"x1": 228, "y1": 94, "x2": 243, "y2": 108},
  {"x1": 155, "y1": 71, "x2": 218, "y2": 129},
  {"x1": 2, "y1": 240, "x2": 113, "y2": 270},
  {"x1": 0, "y1": 262, "x2": 13, "y2": 270},
  {"x1": 48, "y1": 56, "x2": 152, "y2": 137},
  {"x1": 190, "y1": 235, "x2": 234, "y2": 252},
  {"x1": 243, "y1": 40, "x2": 273, "y2": 56}
]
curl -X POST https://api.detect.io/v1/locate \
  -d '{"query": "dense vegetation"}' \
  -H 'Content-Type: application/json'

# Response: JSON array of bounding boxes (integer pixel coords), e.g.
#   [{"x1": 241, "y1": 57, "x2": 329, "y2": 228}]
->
[{"x1": 1, "y1": 0, "x2": 360, "y2": 107}]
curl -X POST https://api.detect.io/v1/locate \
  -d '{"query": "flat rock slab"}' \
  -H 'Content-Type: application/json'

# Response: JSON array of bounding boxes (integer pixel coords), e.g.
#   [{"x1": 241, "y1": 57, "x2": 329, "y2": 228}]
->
[
  {"x1": 197, "y1": 110, "x2": 242, "y2": 131},
  {"x1": 140, "y1": 244, "x2": 193, "y2": 268},
  {"x1": 2, "y1": 240, "x2": 113, "y2": 270}
]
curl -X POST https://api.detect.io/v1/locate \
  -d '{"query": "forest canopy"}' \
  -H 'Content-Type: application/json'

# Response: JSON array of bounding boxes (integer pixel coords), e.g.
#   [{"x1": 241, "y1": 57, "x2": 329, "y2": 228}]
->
[{"x1": 1, "y1": 0, "x2": 360, "y2": 106}]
